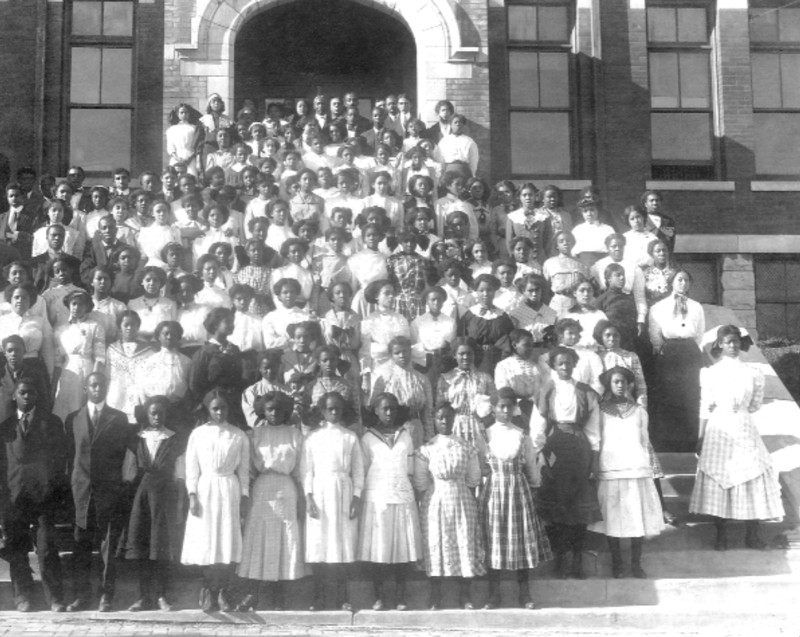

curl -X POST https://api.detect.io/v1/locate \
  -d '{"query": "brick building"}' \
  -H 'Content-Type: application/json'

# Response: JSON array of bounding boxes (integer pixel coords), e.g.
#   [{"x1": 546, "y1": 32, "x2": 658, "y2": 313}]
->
[{"x1": 0, "y1": 0, "x2": 798, "y2": 338}]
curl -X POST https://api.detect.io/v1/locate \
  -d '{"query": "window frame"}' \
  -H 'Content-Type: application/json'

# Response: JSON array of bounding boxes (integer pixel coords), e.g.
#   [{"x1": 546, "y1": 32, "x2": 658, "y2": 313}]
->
[
  {"x1": 63, "y1": 0, "x2": 137, "y2": 177},
  {"x1": 646, "y1": 1, "x2": 716, "y2": 180},
  {"x1": 505, "y1": 0, "x2": 577, "y2": 179},
  {"x1": 754, "y1": 254, "x2": 800, "y2": 340},
  {"x1": 749, "y1": 2, "x2": 800, "y2": 178}
]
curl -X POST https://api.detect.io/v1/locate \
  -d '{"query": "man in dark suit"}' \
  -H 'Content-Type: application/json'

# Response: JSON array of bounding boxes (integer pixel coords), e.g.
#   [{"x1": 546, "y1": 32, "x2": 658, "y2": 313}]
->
[
  {"x1": 65, "y1": 372, "x2": 135, "y2": 613},
  {"x1": 359, "y1": 106, "x2": 387, "y2": 157},
  {"x1": 0, "y1": 377, "x2": 69, "y2": 612},
  {"x1": 79, "y1": 215, "x2": 128, "y2": 287}
]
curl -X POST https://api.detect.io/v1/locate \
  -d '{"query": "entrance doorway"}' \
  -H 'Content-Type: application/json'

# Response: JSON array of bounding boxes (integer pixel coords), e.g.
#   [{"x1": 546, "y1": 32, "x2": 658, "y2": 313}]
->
[{"x1": 234, "y1": 0, "x2": 417, "y2": 116}]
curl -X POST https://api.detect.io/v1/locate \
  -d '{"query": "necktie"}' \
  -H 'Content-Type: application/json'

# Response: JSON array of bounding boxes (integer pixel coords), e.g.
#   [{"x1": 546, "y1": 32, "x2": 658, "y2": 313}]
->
[
  {"x1": 673, "y1": 294, "x2": 688, "y2": 318},
  {"x1": 20, "y1": 412, "x2": 30, "y2": 436},
  {"x1": 87, "y1": 407, "x2": 96, "y2": 439}
]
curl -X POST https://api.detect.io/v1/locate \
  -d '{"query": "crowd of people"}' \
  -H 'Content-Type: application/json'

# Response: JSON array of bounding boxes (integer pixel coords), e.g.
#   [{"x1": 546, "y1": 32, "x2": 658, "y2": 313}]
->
[{"x1": 0, "y1": 90, "x2": 784, "y2": 615}]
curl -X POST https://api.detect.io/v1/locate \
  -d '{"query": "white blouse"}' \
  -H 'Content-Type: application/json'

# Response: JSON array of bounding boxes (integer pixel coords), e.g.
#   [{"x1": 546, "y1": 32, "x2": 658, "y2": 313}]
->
[{"x1": 648, "y1": 295, "x2": 705, "y2": 351}]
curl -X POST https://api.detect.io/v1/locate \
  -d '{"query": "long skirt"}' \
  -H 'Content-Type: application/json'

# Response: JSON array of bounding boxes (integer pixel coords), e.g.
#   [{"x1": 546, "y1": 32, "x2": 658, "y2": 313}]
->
[
  {"x1": 536, "y1": 430, "x2": 603, "y2": 526},
  {"x1": 420, "y1": 479, "x2": 485, "y2": 577},
  {"x1": 237, "y1": 472, "x2": 305, "y2": 581},
  {"x1": 305, "y1": 472, "x2": 358, "y2": 564},
  {"x1": 357, "y1": 500, "x2": 422, "y2": 564},
  {"x1": 181, "y1": 474, "x2": 242, "y2": 566},
  {"x1": 689, "y1": 470, "x2": 784, "y2": 521},
  {"x1": 479, "y1": 455, "x2": 552, "y2": 570},
  {"x1": 649, "y1": 338, "x2": 702, "y2": 452},
  {"x1": 589, "y1": 478, "x2": 665, "y2": 538}
]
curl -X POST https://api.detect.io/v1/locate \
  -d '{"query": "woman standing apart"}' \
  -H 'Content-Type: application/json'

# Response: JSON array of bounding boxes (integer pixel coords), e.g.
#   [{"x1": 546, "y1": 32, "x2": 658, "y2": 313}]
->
[{"x1": 690, "y1": 326, "x2": 783, "y2": 550}]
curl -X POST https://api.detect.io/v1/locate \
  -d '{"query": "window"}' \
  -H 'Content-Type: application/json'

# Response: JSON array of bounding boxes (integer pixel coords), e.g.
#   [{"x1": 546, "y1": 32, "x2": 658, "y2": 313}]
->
[
  {"x1": 674, "y1": 254, "x2": 719, "y2": 304},
  {"x1": 750, "y1": 6, "x2": 800, "y2": 176},
  {"x1": 754, "y1": 256, "x2": 800, "y2": 339},
  {"x1": 647, "y1": 5, "x2": 714, "y2": 180},
  {"x1": 68, "y1": 1, "x2": 134, "y2": 173},
  {"x1": 506, "y1": 2, "x2": 573, "y2": 177}
]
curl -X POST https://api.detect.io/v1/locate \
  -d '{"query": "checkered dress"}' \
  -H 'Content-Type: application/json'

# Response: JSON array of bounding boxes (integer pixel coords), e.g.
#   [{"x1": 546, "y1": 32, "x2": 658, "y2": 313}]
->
[{"x1": 478, "y1": 426, "x2": 552, "y2": 570}]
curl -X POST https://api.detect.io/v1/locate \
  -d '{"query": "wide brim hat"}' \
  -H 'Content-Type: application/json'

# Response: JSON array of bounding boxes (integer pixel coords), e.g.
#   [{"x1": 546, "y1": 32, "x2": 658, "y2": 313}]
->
[{"x1": 62, "y1": 288, "x2": 94, "y2": 312}]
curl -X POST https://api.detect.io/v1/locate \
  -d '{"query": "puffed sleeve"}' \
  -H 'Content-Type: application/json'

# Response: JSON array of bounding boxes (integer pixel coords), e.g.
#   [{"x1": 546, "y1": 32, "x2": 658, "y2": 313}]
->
[{"x1": 350, "y1": 433, "x2": 365, "y2": 498}]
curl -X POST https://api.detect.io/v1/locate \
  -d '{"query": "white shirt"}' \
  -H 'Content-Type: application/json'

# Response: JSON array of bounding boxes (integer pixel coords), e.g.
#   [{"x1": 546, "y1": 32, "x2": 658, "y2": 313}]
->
[
  {"x1": 434, "y1": 134, "x2": 479, "y2": 176},
  {"x1": 572, "y1": 222, "x2": 615, "y2": 256},
  {"x1": 87, "y1": 401, "x2": 105, "y2": 423},
  {"x1": 648, "y1": 294, "x2": 705, "y2": 351}
]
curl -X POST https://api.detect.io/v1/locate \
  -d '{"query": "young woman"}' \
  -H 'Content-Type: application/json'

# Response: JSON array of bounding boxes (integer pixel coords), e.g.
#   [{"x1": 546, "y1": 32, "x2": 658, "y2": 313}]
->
[
  {"x1": 641, "y1": 239, "x2": 679, "y2": 308},
  {"x1": 457, "y1": 274, "x2": 514, "y2": 375},
  {"x1": 690, "y1": 326, "x2": 784, "y2": 550},
  {"x1": 128, "y1": 266, "x2": 178, "y2": 342},
  {"x1": 181, "y1": 390, "x2": 250, "y2": 612},
  {"x1": 542, "y1": 231, "x2": 591, "y2": 318},
  {"x1": 410, "y1": 286, "x2": 457, "y2": 393},
  {"x1": 413, "y1": 402, "x2": 485, "y2": 610},
  {"x1": 106, "y1": 310, "x2": 154, "y2": 424}
]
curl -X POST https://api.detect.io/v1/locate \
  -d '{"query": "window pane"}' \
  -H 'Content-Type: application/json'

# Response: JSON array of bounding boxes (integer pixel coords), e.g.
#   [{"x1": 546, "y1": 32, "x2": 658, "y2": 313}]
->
[
  {"x1": 750, "y1": 9, "x2": 779, "y2": 42},
  {"x1": 678, "y1": 259, "x2": 716, "y2": 304},
  {"x1": 649, "y1": 52, "x2": 679, "y2": 108},
  {"x1": 755, "y1": 260, "x2": 786, "y2": 302},
  {"x1": 538, "y1": 5, "x2": 569, "y2": 42},
  {"x1": 781, "y1": 53, "x2": 800, "y2": 108},
  {"x1": 679, "y1": 52, "x2": 710, "y2": 108},
  {"x1": 754, "y1": 113, "x2": 800, "y2": 175},
  {"x1": 508, "y1": 6, "x2": 537, "y2": 41},
  {"x1": 677, "y1": 8, "x2": 707, "y2": 42},
  {"x1": 509, "y1": 51, "x2": 539, "y2": 108},
  {"x1": 779, "y1": 8, "x2": 800, "y2": 41},
  {"x1": 756, "y1": 303, "x2": 787, "y2": 339},
  {"x1": 70, "y1": 109, "x2": 131, "y2": 172},
  {"x1": 100, "y1": 48, "x2": 132, "y2": 104},
  {"x1": 648, "y1": 8, "x2": 677, "y2": 43},
  {"x1": 103, "y1": 2, "x2": 133, "y2": 37},
  {"x1": 510, "y1": 112, "x2": 570, "y2": 175},
  {"x1": 752, "y1": 53, "x2": 782, "y2": 109},
  {"x1": 651, "y1": 112, "x2": 712, "y2": 161},
  {"x1": 539, "y1": 52, "x2": 569, "y2": 108},
  {"x1": 70, "y1": 48, "x2": 101, "y2": 104},
  {"x1": 72, "y1": 0, "x2": 102, "y2": 36}
]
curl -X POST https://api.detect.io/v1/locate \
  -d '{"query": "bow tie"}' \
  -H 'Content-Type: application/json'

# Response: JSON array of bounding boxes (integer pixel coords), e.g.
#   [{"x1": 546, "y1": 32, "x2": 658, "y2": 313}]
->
[
  {"x1": 673, "y1": 293, "x2": 688, "y2": 318},
  {"x1": 479, "y1": 307, "x2": 490, "y2": 316}
]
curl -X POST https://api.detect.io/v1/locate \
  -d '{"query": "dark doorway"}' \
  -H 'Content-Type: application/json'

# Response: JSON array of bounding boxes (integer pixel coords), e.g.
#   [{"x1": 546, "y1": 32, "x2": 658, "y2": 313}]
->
[{"x1": 234, "y1": 0, "x2": 416, "y2": 116}]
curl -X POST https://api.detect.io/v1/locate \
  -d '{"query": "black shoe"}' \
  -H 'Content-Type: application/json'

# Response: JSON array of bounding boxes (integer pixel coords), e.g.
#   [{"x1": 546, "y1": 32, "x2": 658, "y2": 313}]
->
[
  {"x1": 157, "y1": 597, "x2": 173, "y2": 611},
  {"x1": 16, "y1": 598, "x2": 31, "y2": 613},
  {"x1": 234, "y1": 594, "x2": 256, "y2": 612},
  {"x1": 66, "y1": 598, "x2": 91, "y2": 612},
  {"x1": 309, "y1": 594, "x2": 324, "y2": 611},
  {"x1": 340, "y1": 601, "x2": 354, "y2": 612},
  {"x1": 631, "y1": 563, "x2": 647, "y2": 579},
  {"x1": 200, "y1": 588, "x2": 216, "y2": 613},
  {"x1": 218, "y1": 589, "x2": 233, "y2": 613},
  {"x1": 128, "y1": 598, "x2": 152, "y2": 612},
  {"x1": 98, "y1": 595, "x2": 113, "y2": 613},
  {"x1": 570, "y1": 554, "x2": 587, "y2": 580},
  {"x1": 50, "y1": 602, "x2": 67, "y2": 613},
  {"x1": 745, "y1": 522, "x2": 767, "y2": 550}
]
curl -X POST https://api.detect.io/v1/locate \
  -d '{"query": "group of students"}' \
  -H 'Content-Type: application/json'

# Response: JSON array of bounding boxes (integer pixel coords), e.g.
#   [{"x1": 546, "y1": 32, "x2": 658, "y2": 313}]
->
[{"x1": 0, "y1": 89, "x2": 784, "y2": 614}]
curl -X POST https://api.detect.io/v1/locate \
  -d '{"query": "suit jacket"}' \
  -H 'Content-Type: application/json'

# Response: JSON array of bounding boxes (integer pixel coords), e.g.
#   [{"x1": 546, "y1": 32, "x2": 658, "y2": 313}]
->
[
  {"x1": 0, "y1": 409, "x2": 68, "y2": 514},
  {"x1": 0, "y1": 208, "x2": 36, "y2": 260},
  {"x1": 359, "y1": 128, "x2": 385, "y2": 156},
  {"x1": 66, "y1": 403, "x2": 135, "y2": 527},
  {"x1": 0, "y1": 360, "x2": 53, "y2": 418},
  {"x1": 80, "y1": 236, "x2": 129, "y2": 286}
]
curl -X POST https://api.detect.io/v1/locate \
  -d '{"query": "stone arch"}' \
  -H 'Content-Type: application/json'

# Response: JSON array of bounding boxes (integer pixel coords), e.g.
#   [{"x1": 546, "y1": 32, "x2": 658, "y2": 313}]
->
[{"x1": 169, "y1": 0, "x2": 479, "y2": 124}]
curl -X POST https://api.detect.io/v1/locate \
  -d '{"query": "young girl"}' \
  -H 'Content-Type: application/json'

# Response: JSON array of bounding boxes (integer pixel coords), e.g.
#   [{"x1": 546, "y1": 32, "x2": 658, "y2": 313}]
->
[
  {"x1": 490, "y1": 180, "x2": 517, "y2": 258},
  {"x1": 128, "y1": 266, "x2": 178, "y2": 341},
  {"x1": 347, "y1": 224, "x2": 389, "y2": 317},
  {"x1": 410, "y1": 286, "x2": 456, "y2": 392},
  {"x1": 243, "y1": 174, "x2": 275, "y2": 238},
  {"x1": 466, "y1": 178, "x2": 494, "y2": 255},
  {"x1": 622, "y1": 205, "x2": 659, "y2": 268},
  {"x1": 229, "y1": 284, "x2": 264, "y2": 356},
  {"x1": 408, "y1": 208, "x2": 439, "y2": 260},
  {"x1": 87, "y1": 266, "x2": 128, "y2": 343},
  {"x1": 566, "y1": 279, "x2": 607, "y2": 351},
  {"x1": 531, "y1": 347, "x2": 602, "y2": 580},
  {"x1": 110, "y1": 246, "x2": 143, "y2": 304},
  {"x1": 209, "y1": 242, "x2": 236, "y2": 288},
  {"x1": 166, "y1": 102, "x2": 201, "y2": 175},
  {"x1": 106, "y1": 310, "x2": 154, "y2": 424},
  {"x1": 265, "y1": 199, "x2": 295, "y2": 253},
  {"x1": 308, "y1": 345, "x2": 361, "y2": 432},
  {"x1": 359, "y1": 280, "x2": 411, "y2": 393},
  {"x1": 270, "y1": 238, "x2": 315, "y2": 307},
  {"x1": 314, "y1": 166, "x2": 339, "y2": 200},
  {"x1": 536, "y1": 185, "x2": 573, "y2": 257},
  {"x1": 542, "y1": 231, "x2": 591, "y2": 318},
  {"x1": 480, "y1": 388, "x2": 552, "y2": 609},
  {"x1": 589, "y1": 367, "x2": 664, "y2": 578},
  {"x1": 261, "y1": 278, "x2": 313, "y2": 349},
  {"x1": 362, "y1": 171, "x2": 403, "y2": 230},
  {"x1": 386, "y1": 230, "x2": 427, "y2": 322},
  {"x1": 125, "y1": 395, "x2": 187, "y2": 611},
  {"x1": 492, "y1": 259, "x2": 524, "y2": 315},
  {"x1": 193, "y1": 204, "x2": 239, "y2": 264},
  {"x1": 413, "y1": 402, "x2": 484, "y2": 610},
  {"x1": 302, "y1": 392, "x2": 365, "y2": 611},
  {"x1": 572, "y1": 203, "x2": 615, "y2": 268},
  {"x1": 321, "y1": 281, "x2": 362, "y2": 390},
  {"x1": 181, "y1": 390, "x2": 250, "y2": 612},
  {"x1": 138, "y1": 201, "x2": 181, "y2": 268},
  {"x1": 327, "y1": 168, "x2": 365, "y2": 220},
  {"x1": 195, "y1": 255, "x2": 232, "y2": 310},
  {"x1": 505, "y1": 182, "x2": 547, "y2": 263},
  {"x1": 403, "y1": 174, "x2": 435, "y2": 219},
  {"x1": 41, "y1": 257, "x2": 84, "y2": 329},
  {"x1": 591, "y1": 234, "x2": 647, "y2": 332},
  {"x1": 236, "y1": 391, "x2": 305, "y2": 611},
  {"x1": 435, "y1": 172, "x2": 477, "y2": 240},
  {"x1": 280, "y1": 320, "x2": 322, "y2": 381},
  {"x1": 125, "y1": 190, "x2": 153, "y2": 235},
  {"x1": 642, "y1": 239, "x2": 678, "y2": 307},
  {"x1": 509, "y1": 273, "x2": 557, "y2": 348},
  {"x1": 234, "y1": 239, "x2": 273, "y2": 317},
  {"x1": 358, "y1": 392, "x2": 422, "y2": 611},
  {"x1": 457, "y1": 273, "x2": 514, "y2": 375},
  {"x1": 594, "y1": 263, "x2": 640, "y2": 354},
  {"x1": 469, "y1": 240, "x2": 492, "y2": 278},
  {"x1": 439, "y1": 259, "x2": 474, "y2": 321},
  {"x1": 493, "y1": 329, "x2": 543, "y2": 425},
  {"x1": 52, "y1": 290, "x2": 106, "y2": 420},
  {"x1": 289, "y1": 168, "x2": 325, "y2": 225}
]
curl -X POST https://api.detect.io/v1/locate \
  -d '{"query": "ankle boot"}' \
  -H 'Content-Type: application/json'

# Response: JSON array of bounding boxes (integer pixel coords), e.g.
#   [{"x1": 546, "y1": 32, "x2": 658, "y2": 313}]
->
[
  {"x1": 372, "y1": 580, "x2": 385, "y2": 611},
  {"x1": 459, "y1": 578, "x2": 474, "y2": 610},
  {"x1": 429, "y1": 578, "x2": 442, "y2": 610},
  {"x1": 714, "y1": 518, "x2": 728, "y2": 551},
  {"x1": 517, "y1": 571, "x2": 534, "y2": 609},
  {"x1": 745, "y1": 521, "x2": 767, "y2": 549},
  {"x1": 570, "y1": 527, "x2": 587, "y2": 579},
  {"x1": 630, "y1": 538, "x2": 647, "y2": 579},
  {"x1": 484, "y1": 571, "x2": 501, "y2": 609},
  {"x1": 395, "y1": 580, "x2": 408, "y2": 611},
  {"x1": 608, "y1": 538, "x2": 624, "y2": 578}
]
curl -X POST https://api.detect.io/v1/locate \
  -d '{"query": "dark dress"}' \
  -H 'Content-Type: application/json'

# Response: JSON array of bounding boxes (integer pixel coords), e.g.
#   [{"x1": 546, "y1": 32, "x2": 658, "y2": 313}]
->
[
  {"x1": 594, "y1": 288, "x2": 638, "y2": 352},
  {"x1": 125, "y1": 431, "x2": 187, "y2": 561},
  {"x1": 188, "y1": 341, "x2": 247, "y2": 428},
  {"x1": 457, "y1": 308, "x2": 514, "y2": 375}
]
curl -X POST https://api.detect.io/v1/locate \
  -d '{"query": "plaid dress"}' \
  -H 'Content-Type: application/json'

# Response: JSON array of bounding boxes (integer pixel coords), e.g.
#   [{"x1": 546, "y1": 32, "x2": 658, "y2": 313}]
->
[
  {"x1": 413, "y1": 435, "x2": 486, "y2": 577},
  {"x1": 689, "y1": 357, "x2": 783, "y2": 520},
  {"x1": 386, "y1": 251, "x2": 427, "y2": 321},
  {"x1": 436, "y1": 368, "x2": 496, "y2": 445},
  {"x1": 478, "y1": 424, "x2": 552, "y2": 570}
]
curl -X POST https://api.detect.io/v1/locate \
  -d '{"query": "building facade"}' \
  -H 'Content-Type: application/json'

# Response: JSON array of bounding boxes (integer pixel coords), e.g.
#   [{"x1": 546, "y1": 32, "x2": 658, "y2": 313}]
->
[{"x1": 0, "y1": 0, "x2": 798, "y2": 339}]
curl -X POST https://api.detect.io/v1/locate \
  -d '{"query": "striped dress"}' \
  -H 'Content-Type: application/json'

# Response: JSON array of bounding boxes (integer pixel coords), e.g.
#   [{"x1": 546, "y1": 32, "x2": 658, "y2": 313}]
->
[{"x1": 478, "y1": 423, "x2": 552, "y2": 570}]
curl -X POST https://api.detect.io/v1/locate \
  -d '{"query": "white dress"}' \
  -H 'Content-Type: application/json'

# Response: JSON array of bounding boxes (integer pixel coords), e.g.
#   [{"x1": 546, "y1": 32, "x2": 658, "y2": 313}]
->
[
  {"x1": 181, "y1": 422, "x2": 250, "y2": 565},
  {"x1": 301, "y1": 421, "x2": 365, "y2": 563},
  {"x1": 230, "y1": 312, "x2": 264, "y2": 352},
  {"x1": 357, "y1": 427, "x2": 422, "y2": 563},
  {"x1": 127, "y1": 296, "x2": 178, "y2": 341},
  {"x1": 53, "y1": 319, "x2": 106, "y2": 420},
  {"x1": 588, "y1": 402, "x2": 665, "y2": 538},
  {"x1": 137, "y1": 348, "x2": 191, "y2": 403}
]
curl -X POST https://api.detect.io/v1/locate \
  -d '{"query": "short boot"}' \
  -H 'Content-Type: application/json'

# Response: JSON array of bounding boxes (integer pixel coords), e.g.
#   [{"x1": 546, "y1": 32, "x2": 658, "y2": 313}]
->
[
  {"x1": 630, "y1": 538, "x2": 647, "y2": 579},
  {"x1": 428, "y1": 578, "x2": 442, "y2": 610},
  {"x1": 371, "y1": 580, "x2": 385, "y2": 611},
  {"x1": 570, "y1": 527, "x2": 587, "y2": 580},
  {"x1": 608, "y1": 538, "x2": 624, "y2": 579},
  {"x1": 484, "y1": 571, "x2": 501, "y2": 609},
  {"x1": 459, "y1": 578, "x2": 474, "y2": 610},
  {"x1": 745, "y1": 521, "x2": 767, "y2": 550},
  {"x1": 517, "y1": 570, "x2": 534, "y2": 610},
  {"x1": 714, "y1": 518, "x2": 728, "y2": 551}
]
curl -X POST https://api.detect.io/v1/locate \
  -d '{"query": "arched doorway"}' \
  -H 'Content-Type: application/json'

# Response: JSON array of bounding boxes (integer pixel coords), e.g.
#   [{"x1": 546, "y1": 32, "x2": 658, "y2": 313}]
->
[{"x1": 234, "y1": 0, "x2": 416, "y2": 115}]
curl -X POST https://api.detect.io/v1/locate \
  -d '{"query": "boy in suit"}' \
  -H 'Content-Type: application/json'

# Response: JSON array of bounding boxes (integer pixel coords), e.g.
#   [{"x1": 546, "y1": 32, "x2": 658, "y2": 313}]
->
[
  {"x1": 65, "y1": 372, "x2": 136, "y2": 612},
  {"x1": 0, "y1": 378, "x2": 69, "y2": 612}
]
